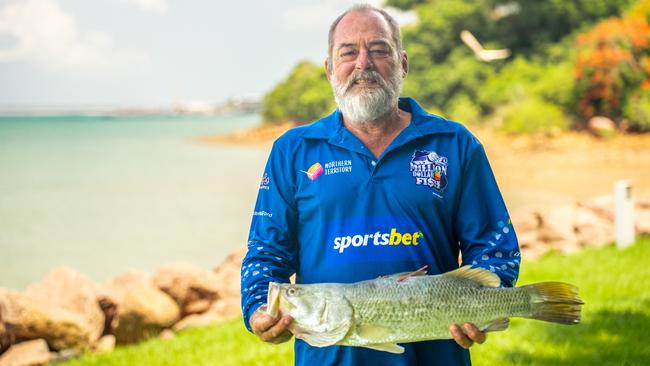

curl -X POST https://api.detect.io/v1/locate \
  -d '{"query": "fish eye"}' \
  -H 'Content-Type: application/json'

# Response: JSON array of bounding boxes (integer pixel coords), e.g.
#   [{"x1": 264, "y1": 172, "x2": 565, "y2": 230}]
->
[{"x1": 287, "y1": 287, "x2": 298, "y2": 297}]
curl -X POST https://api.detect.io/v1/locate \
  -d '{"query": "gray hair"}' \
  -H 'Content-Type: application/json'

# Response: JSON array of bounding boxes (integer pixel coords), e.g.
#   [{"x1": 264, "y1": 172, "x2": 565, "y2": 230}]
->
[{"x1": 327, "y1": 4, "x2": 403, "y2": 66}]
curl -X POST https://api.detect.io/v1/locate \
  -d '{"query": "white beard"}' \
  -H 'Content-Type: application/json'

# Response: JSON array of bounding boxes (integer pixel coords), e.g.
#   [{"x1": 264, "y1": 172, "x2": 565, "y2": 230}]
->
[{"x1": 331, "y1": 66, "x2": 403, "y2": 123}]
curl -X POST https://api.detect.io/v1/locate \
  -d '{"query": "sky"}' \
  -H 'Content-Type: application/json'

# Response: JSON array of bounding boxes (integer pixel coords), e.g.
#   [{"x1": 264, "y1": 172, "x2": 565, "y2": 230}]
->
[{"x1": 0, "y1": 0, "x2": 415, "y2": 109}]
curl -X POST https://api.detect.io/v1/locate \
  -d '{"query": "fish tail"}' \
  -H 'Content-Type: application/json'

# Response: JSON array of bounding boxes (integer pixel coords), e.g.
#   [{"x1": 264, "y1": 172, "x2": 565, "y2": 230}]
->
[{"x1": 521, "y1": 282, "x2": 584, "y2": 325}]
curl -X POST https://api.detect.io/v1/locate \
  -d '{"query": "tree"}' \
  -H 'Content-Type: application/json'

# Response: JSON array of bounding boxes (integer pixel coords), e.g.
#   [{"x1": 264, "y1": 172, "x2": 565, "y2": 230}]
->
[{"x1": 262, "y1": 61, "x2": 335, "y2": 125}]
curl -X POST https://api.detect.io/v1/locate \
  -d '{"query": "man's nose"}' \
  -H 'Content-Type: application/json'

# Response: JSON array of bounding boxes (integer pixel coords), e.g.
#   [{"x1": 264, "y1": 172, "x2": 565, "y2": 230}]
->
[{"x1": 355, "y1": 49, "x2": 373, "y2": 70}]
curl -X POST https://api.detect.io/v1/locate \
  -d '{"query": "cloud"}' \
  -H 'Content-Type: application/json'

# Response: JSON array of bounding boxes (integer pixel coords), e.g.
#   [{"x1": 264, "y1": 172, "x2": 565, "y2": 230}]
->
[
  {"x1": 282, "y1": 0, "x2": 417, "y2": 32},
  {"x1": 120, "y1": 0, "x2": 168, "y2": 14},
  {"x1": 0, "y1": 0, "x2": 152, "y2": 76}
]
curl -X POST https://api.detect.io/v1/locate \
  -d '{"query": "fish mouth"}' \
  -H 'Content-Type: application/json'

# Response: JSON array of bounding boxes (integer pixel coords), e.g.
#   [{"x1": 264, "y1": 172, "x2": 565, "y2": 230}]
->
[{"x1": 267, "y1": 282, "x2": 280, "y2": 318}]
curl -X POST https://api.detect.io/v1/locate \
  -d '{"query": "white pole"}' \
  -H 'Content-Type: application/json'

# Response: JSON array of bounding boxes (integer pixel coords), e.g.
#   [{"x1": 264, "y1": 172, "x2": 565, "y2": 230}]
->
[{"x1": 615, "y1": 180, "x2": 635, "y2": 248}]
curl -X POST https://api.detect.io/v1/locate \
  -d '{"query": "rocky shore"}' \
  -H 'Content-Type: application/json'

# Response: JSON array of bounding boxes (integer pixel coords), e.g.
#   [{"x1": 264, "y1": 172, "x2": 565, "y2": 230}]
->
[
  {"x1": 1, "y1": 195, "x2": 649, "y2": 366},
  {"x1": 0, "y1": 247, "x2": 245, "y2": 366}
]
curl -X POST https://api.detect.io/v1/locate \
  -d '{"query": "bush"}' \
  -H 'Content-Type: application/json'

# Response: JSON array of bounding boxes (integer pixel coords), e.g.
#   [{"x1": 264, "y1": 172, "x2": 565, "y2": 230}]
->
[
  {"x1": 573, "y1": 7, "x2": 650, "y2": 125},
  {"x1": 623, "y1": 89, "x2": 650, "y2": 131},
  {"x1": 447, "y1": 94, "x2": 481, "y2": 124},
  {"x1": 498, "y1": 96, "x2": 569, "y2": 135},
  {"x1": 262, "y1": 61, "x2": 335, "y2": 125}
]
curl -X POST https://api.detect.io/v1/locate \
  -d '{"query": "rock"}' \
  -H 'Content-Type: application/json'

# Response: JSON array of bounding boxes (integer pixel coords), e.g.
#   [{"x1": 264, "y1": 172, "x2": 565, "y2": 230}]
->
[
  {"x1": 578, "y1": 196, "x2": 614, "y2": 222},
  {"x1": 1, "y1": 303, "x2": 15, "y2": 355},
  {"x1": 23, "y1": 267, "x2": 105, "y2": 345},
  {"x1": 159, "y1": 329, "x2": 175, "y2": 340},
  {"x1": 173, "y1": 298, "x2": 241, "y2": 331},
  {"x1": 519, "y1": 242, "x2": 549, "y2": 261},
  {"x1": 636, "y1": 206, "x2": 650, "y2": 234},
  {"x1": 573, "y1": 206, "x2": 614, "y2": 247},
  {"x1": 213, "y1": 247, "x2": 246, "y2": 302},
  {"x1": 537, "y1": 205, "x2": 578, "y2": 252},
  {"x1": 0, "y1": 288, "x2": 97, "y2": 351},
  {"x1": 113, "y1": 285, "x2": 180, "y2": 344},
  {"x1": 105, "y1": 270, "x2": 153, "y2": 304},
  {"x1": 93, "y1": 335, "x2": 115, "y2": 353},
  {"x1": 48, "y1": 349, "x2": 80, "y2": 364},
  {"x1": 510, "y1": 210, "x2": 542, "y2": 233},
  {"x1": 587, "y1": 116, "x2": 616, "y2": 136},
  {"x1": 537, "y1": 204, "x2": 615, "y2": 253},
  {"x1": 0, "y1": 339, "x2": 51, "y2": 366},
  {"x1": 153, "y1": 263, "x2": 221, "y2": 316}
]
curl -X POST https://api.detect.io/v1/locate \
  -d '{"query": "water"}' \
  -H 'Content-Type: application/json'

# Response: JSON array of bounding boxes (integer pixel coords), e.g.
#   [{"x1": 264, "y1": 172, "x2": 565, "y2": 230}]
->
[{"x1": 0, "y1": 114, "x2": 268, "y2": 289}]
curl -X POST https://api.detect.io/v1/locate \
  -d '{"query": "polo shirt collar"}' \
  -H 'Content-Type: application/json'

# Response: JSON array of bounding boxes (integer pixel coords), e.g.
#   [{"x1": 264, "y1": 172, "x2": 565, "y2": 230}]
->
[{"x1": 300, "y1": 97, "x2": 456, "y2": 140}]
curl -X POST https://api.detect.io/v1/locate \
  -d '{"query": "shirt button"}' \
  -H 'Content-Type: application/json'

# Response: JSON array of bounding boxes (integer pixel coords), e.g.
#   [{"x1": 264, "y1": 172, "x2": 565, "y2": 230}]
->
[{"x1": 371, "y1": 161, "x2": 377, "y2": 166}]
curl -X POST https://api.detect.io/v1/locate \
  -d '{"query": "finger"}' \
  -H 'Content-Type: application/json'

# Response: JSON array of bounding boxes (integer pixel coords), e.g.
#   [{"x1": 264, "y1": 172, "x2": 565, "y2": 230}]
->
[
  {"x1": 261, "y1": 315, "x2": 293, "y2": 342},
  {"x1": 251, "y1": 312, "x2": 278, "y2": 334},
  {"x1": 463, "y1": 323, "x2": 487, "y2": 344},
  {"x1": 449, "y1": 324, "x2": 473, "y2": 349},
  {"x1": 268, "y1": 329, "x2": 293, "y2": 344}
]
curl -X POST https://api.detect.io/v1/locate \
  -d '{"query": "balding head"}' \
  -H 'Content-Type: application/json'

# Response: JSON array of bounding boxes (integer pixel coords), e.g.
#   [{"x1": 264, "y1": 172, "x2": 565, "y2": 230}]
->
[{"x1": 327, "y1": 4, "x2": 403, "y2": 67}]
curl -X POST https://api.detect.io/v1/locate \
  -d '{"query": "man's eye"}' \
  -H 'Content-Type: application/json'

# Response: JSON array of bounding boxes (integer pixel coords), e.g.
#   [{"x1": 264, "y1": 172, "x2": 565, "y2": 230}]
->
[
  {"x1": 370, "y1": 49, "x2": 389, "y2": 56},
  {"x1": 341, "y1": 51, "x2": 356, "y2": 57}
]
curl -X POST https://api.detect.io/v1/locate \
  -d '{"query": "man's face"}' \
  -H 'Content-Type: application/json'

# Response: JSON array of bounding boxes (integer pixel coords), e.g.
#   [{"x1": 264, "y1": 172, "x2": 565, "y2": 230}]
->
[{"x1": 326, "y1": 10, "x2": 407, "y2": 122}]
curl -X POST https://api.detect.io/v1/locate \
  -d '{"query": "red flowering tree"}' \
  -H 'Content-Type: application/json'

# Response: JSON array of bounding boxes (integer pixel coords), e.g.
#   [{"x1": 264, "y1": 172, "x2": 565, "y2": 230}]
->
[{"x1": 574, "y1": 1, "x2": 650, "y2": 130}]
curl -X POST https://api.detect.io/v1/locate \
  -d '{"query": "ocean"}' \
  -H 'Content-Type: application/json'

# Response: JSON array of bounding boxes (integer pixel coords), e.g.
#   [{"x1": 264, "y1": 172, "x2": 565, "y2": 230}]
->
[{"x1": 0, "y1": 113, "x2": 267, "y2": 289}]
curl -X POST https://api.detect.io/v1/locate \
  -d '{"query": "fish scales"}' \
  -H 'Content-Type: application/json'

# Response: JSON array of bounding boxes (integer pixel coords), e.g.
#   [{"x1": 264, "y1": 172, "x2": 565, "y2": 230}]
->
[
  {"x1": 341, "y1": 275, "x2": 530, "y2": 344},
  {"x1": 265, "y1": 266, "x2": 583, "y2": 354}
]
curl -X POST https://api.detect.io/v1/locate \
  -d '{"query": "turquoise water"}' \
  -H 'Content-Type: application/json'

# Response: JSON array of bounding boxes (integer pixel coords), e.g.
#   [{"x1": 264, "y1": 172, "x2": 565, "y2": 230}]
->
[{"x1": 0, "y1": 114, "x2": 268, "y2": 289}]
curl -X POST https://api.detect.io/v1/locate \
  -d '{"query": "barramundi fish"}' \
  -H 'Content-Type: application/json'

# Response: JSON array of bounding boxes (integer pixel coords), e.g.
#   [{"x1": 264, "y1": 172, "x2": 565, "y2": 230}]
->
[{"x1": 265, "y1": 266, "x2": 583, "y2": 354}]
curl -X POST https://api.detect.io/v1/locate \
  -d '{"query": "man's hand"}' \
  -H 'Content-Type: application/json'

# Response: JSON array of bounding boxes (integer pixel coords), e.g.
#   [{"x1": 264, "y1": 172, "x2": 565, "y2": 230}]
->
[
  {"x1": 250, "y1": 305, "x2": 294, "y2": 344},
  {"x1": 449, "y1": 323, "x2": 486, "y2": 349}
]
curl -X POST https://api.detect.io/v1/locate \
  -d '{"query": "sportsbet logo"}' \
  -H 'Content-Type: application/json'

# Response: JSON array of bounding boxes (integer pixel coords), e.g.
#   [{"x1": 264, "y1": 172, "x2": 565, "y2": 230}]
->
[{"x1": 332, "y1": 228, "x2": 424, "y2": 254}]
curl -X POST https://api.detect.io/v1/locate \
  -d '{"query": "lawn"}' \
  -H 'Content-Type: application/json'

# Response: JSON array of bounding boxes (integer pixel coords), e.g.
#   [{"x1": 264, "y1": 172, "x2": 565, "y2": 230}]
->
[{"x1": 63, "y1": 237, "x2": 650, "y2": 366}]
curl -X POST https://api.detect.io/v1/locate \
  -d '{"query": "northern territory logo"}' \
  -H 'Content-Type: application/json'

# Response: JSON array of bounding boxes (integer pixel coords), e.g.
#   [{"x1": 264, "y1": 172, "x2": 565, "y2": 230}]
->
[
  {"x1": 410, "y1": 150, "x2": 448, "y2": 191},
  {"x1": 300, "y1": 162, "x2": 324, "y2": 180}
]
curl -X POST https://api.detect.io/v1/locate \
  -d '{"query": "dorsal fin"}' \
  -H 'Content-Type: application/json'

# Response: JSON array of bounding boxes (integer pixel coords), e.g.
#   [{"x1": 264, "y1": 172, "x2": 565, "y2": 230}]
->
[{"x1": 443, "y1": 266, "x2": 501, "y2": 287}]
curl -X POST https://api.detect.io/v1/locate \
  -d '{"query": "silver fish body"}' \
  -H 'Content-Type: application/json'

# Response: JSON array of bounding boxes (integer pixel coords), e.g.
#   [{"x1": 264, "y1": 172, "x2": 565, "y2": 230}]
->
[{"x1": 266, "y1": 266, "x2": 583, "y2": 354}]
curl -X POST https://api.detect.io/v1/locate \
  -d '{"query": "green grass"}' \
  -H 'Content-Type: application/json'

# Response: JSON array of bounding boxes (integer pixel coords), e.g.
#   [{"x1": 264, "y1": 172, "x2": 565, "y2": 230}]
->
[
  {"x1": 63, "y1": 237, "x2": 650, "y2": 366},
  {"x1": 472, "y1": 237, "x2": 650, "y2": 366}
]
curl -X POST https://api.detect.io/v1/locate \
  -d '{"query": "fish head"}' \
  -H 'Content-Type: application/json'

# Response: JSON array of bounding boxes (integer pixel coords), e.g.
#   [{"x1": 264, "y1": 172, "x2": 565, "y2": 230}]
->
[{"x1": 267, "y1": 282, "x2": 353, "y2": 347}]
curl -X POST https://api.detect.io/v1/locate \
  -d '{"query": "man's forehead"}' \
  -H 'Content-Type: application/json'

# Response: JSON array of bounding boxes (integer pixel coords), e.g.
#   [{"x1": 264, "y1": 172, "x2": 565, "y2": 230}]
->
[{"x1": 332, "y1": 10, "x2": 393, "y2": 45}]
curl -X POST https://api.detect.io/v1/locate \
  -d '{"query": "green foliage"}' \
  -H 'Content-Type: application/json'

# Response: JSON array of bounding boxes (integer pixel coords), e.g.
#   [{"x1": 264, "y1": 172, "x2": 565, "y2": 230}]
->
[
  {"x1": 447, "y1": 94, "x2": 481, "y2": 125},
  {"x1": 477, "y1": 52, "x2": 575, "y2": 113},
  {"x1": 498, "y1": 96, "x2": 569, "y2": 135},
  {"x1": 262, "y1": 61, "x2": 335, "y2": 125},
  {"x1": 491, "y1": 0, "x2": 634, "y2": 54},
  {"x1": 385, "y1": 0, "x2": 427, "y2": 10},
  {"x1": 623, "y1": 89, "x2": 650, "y2": 131},
  {"x1": 61, "y1": 238, "x2": 650, "y2": 366},
  {"x1": 261, "y1": 0, "x2": 646, "y2": 133}
]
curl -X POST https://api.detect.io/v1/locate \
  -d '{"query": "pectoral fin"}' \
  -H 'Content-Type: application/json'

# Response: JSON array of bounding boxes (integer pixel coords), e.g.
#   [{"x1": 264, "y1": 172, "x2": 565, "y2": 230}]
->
[
  {"x1": 356, "y1": 324, "x2": 393, "y2": 341},
  {"x1": 362, "y1": 343, "x2": 405, "y2": 354}
]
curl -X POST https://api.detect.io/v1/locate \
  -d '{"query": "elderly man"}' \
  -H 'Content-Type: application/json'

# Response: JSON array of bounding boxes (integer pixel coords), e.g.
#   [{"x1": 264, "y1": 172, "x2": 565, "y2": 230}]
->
[{"x1": 240, "y1": 4, "x2": 520, "y2": 366}]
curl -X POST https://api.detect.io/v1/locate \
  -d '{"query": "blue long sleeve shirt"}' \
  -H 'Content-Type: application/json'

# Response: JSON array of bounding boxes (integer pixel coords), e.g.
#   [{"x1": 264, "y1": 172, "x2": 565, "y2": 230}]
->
[{"x1": 241, "y1": 97, "x2": 520, "y2": 366}]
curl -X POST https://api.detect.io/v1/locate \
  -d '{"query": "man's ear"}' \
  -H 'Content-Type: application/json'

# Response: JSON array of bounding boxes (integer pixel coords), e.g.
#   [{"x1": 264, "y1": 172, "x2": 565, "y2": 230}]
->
[
  {"x1": 324, "y1": 58, "x2": 332, "y2": 81},
  {"x1": 401, "y1": 51, "x2": 409, "y2": 78}
]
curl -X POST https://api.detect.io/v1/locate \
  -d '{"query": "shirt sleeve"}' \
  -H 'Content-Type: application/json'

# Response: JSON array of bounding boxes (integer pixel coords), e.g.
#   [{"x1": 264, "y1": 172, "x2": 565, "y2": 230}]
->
[
  {"x1": 454, "y1": 140, "x2": 520, "y2": 287},
  {"x1": 240, "y1": 139, "x2": 299, "y2": 331}
]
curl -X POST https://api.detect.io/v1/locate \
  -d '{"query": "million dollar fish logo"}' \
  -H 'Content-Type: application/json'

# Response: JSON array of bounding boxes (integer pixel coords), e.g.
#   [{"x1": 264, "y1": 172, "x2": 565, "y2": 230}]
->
[
  {"x1": 410, "y1": 150, "x2": 448, "y2": 191},
  {"x1": 301, "y1": 162, "x2": 324, "y2": 181}
]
